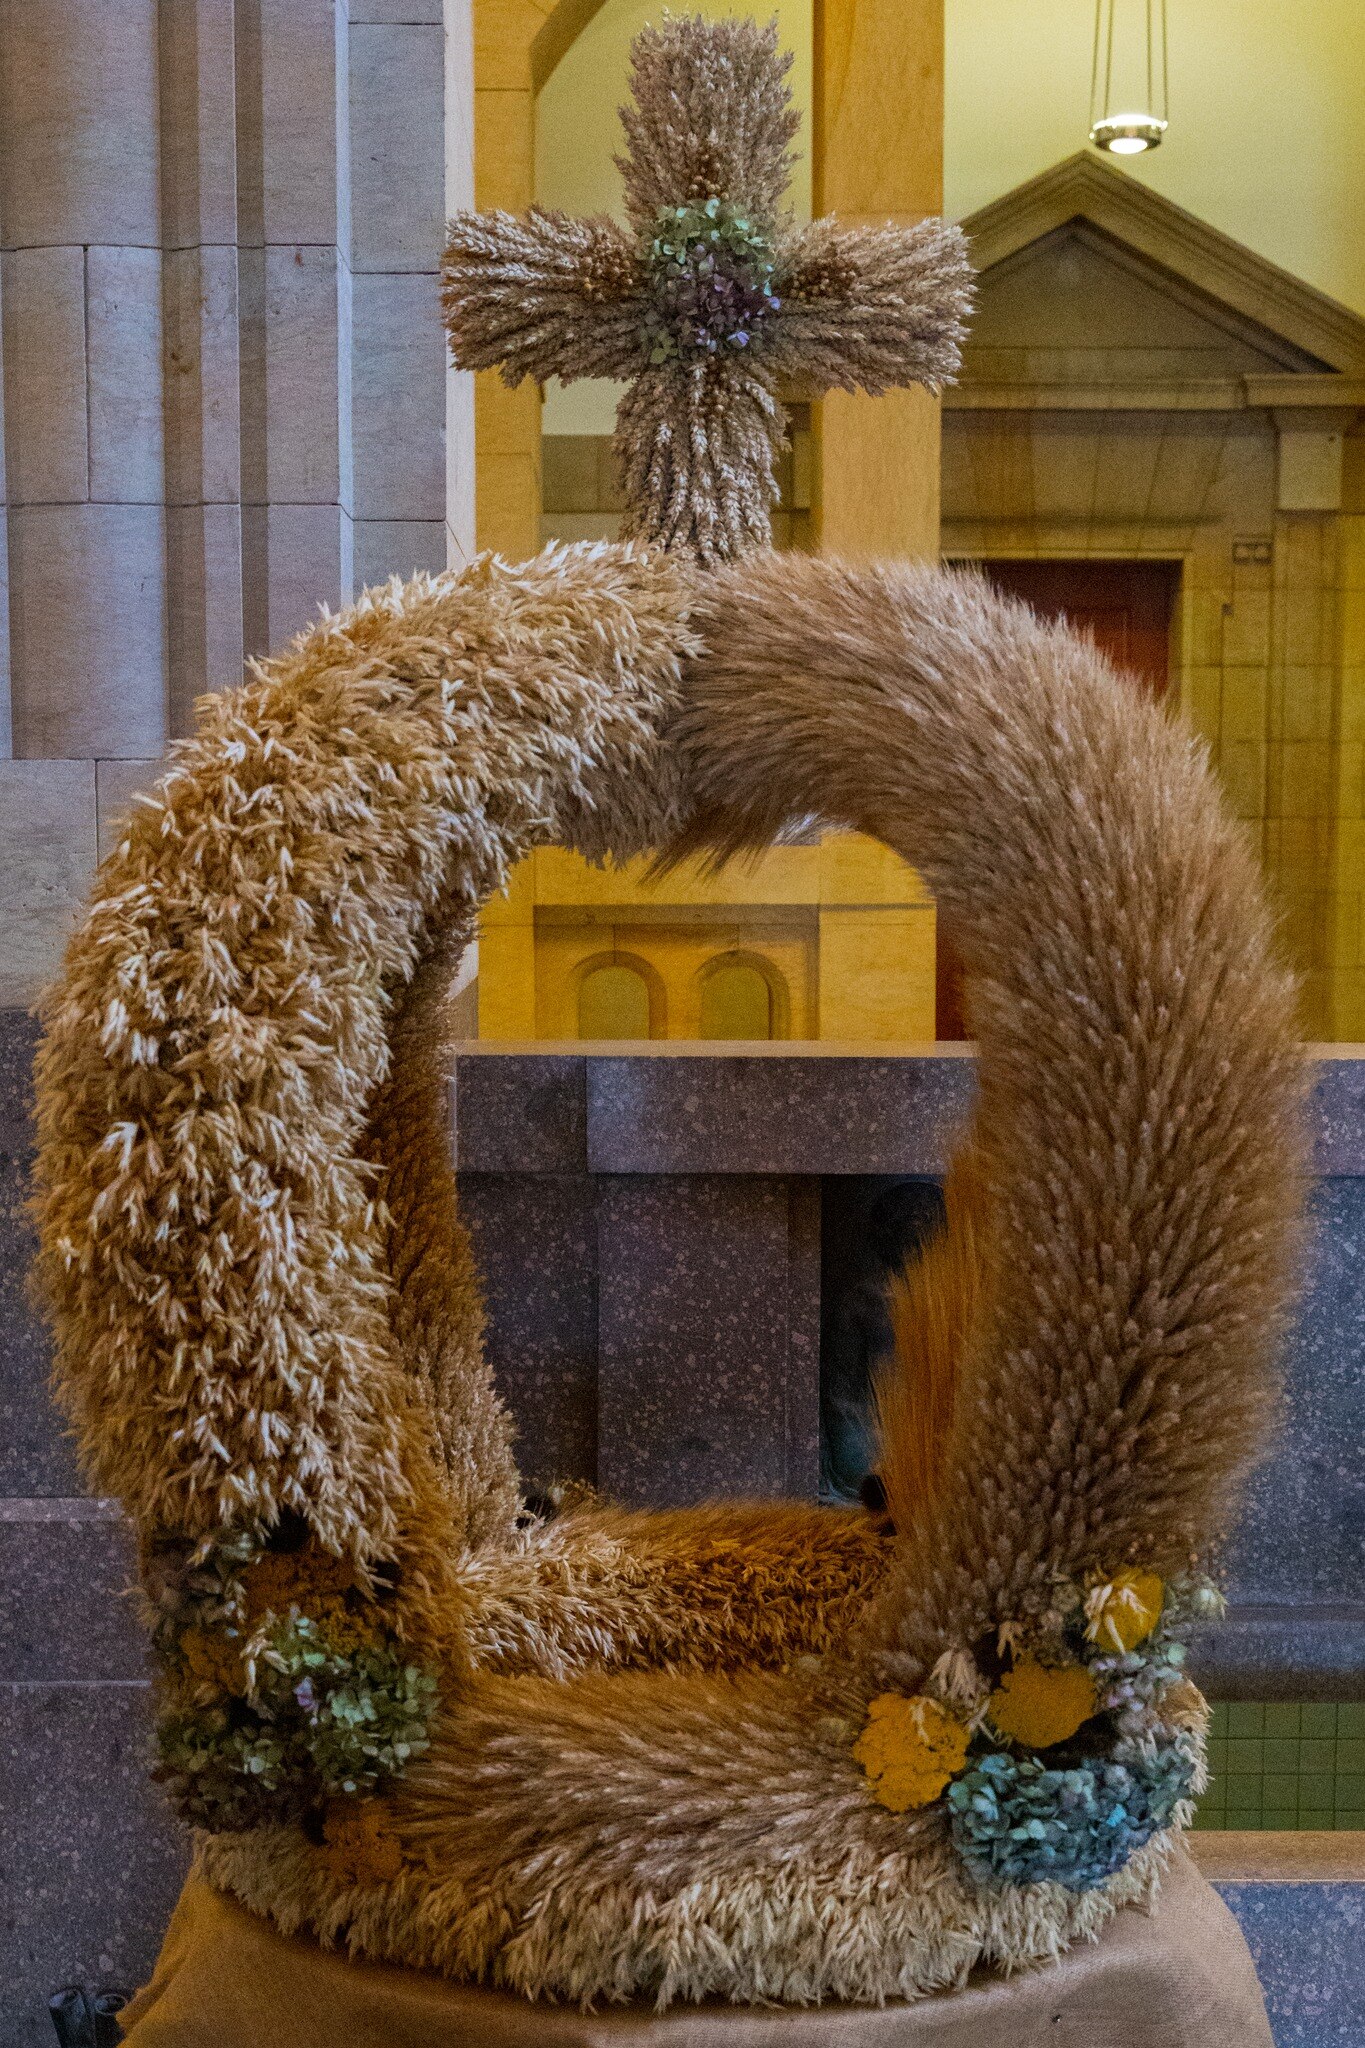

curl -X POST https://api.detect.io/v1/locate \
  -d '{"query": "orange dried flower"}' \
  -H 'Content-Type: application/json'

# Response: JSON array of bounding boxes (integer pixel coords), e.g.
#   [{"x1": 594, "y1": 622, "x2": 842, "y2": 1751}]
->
[
  {"x1": 853, "y1": 1692, "x2": 971, "y2": 1812},
  {"x1": 240, "y1": 1548, "x2": 358, "y2": 1622},
  {"x1": 988, "y1": 1657, "x2": 1098, "y2": 1749},
  {"x1": 179, "y1": 1627, "x2": 243, "y2": 1692}
]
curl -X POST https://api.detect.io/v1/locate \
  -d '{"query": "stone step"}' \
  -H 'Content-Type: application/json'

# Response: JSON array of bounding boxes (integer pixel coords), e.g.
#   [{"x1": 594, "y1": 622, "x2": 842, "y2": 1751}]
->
[{"x1": 1191, "y1": 1833, "x2": 1365, "y2": 2046}]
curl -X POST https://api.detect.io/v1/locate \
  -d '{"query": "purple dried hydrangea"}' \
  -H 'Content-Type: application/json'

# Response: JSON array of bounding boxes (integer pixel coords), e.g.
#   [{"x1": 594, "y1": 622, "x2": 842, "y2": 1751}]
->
[{"x1": 642, "y1": 197, "x2": 780, "y2": 364}]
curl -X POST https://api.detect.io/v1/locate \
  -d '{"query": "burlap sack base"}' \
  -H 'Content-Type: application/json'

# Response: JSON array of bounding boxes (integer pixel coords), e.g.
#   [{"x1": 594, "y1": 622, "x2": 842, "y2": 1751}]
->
[{"x1": 120, "y1": 1849, "x2": 1271, "y2": 2048}]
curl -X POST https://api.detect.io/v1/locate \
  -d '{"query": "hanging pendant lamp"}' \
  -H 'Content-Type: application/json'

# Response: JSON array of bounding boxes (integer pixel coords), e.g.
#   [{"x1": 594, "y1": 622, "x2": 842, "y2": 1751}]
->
[{"x1": 1089, "y1": 0, "x2": 1169, "y2": 154}]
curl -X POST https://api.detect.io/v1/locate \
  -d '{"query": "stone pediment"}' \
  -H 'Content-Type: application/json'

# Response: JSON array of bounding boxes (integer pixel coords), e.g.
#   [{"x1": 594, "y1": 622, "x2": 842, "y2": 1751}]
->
[{"x1": 952, "y1": 153, "x2": 1365, "y2": 409}]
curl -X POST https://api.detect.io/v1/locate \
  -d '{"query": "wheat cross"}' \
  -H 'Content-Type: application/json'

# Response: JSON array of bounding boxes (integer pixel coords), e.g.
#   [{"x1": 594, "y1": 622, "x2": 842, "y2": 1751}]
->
[{"x1": 442, "y1": 13, "x2": 972, "y2": 565}]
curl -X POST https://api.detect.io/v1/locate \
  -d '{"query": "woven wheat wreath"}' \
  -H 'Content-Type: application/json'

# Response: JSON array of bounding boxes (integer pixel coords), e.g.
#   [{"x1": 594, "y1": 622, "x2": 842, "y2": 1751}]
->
[{"x1": 34, "y1": 14, "x2": 1303, "y2": 2013}]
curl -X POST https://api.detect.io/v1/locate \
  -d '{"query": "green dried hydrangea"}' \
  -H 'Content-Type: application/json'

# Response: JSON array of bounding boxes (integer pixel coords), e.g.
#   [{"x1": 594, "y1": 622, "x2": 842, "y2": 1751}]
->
[
  {"x1": 156, "y1": 1611, "x2": 438, "y2": 1831},
  {"x1": 641, "y1": 197, "x2": 780, "y2": 364}
]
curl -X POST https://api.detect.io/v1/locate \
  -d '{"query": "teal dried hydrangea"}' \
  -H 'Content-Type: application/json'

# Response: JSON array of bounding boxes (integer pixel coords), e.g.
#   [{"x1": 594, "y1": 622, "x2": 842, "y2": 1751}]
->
[
  {"x1": 946, "y1": 1735, "x2": 1197, "y2": 1891},
  {"x1": 641, "y1": 197, "x2": 780, "y2": 364},
  {"x1": 156, "y1": 1611, "x2": 438, "y2": 1831}
]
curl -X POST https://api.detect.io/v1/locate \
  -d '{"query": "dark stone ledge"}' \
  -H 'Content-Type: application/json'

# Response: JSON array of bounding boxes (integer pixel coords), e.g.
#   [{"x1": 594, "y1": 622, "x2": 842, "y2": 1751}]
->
[
  {"x1": 1190, "y1": 1607, "x2": 1365, "y2": 1702},
  {"x1": 450, "y1": 1042, "x2": 1365, "y2": 1178}
]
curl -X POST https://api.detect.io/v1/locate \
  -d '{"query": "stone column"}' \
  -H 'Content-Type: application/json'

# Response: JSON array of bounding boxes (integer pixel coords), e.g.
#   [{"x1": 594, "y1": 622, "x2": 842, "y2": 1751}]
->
[
  {"x1": 0, "y1": 9, "x2": 471, "y2": 2023},
  {"x1": 0, "y1": 0, "x2": 468, "y2": 1007}
]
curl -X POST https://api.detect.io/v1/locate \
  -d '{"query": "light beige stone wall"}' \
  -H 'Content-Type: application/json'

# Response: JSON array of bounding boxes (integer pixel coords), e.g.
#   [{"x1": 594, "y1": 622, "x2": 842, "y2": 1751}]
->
[
  {"x1": 0, "y1": 0, "x2": 467, "y2": 1005},
  {"x1": 942, "y1": 407, "x2": 1365, "y2": 1041}
]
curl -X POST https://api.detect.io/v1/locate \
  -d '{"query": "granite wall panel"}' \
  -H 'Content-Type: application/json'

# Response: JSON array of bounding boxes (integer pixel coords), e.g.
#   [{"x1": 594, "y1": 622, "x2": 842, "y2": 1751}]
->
[
  {"x1": 1216, "y1": 1879, "x2": 1365, "y2": 2044},
  {"x1": 1227, "y1": 1178, "x2": 1365, "y2": 1608},
  {"x1": 462, "y1": 1169, "x2": 599, "y2": 1490},
  {"x1": 597, "y1": 1173, "x2": 813, "y2": 1507},
  {"x1": 0, "y1": 1682, "x2": 188, "y2": 2048},
  {"x1": 584, "y1": 1051, "x2": 978, "y2": 1176},
  {"x1": 0, "y1": 1504, "x2": 147, "y2": 1685},
  {"x1": 0, "y1": 1011, "x2": 72, "y2": 1495}
]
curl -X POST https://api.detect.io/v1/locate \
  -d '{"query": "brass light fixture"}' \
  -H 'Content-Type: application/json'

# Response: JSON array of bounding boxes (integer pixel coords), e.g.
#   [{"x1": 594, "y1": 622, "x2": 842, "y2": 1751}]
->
[{"x1": 1089, "y1": 0, "x2": 1169, "y2": 155}]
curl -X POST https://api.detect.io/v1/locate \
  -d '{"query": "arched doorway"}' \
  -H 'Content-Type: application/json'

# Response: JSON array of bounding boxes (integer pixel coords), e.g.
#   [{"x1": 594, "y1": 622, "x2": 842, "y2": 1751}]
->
[
  {"x1": 698, "y1": 955, "x2": 783, "y2": 1039},
  {"x1": 575, "y1": 952, "x2": 664, "y2": 1038}
]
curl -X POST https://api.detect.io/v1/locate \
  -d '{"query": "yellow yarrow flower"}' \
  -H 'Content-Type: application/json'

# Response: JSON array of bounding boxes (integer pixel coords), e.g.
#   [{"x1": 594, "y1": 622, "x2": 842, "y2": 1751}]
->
[
  {"x1": 1084, "y1": 1569, "x2": 1165, "y2": 1653},
  {"x1": 988, "y1": 1656, "x2": 1097, "y2": 1748},
  {"x1": 854, "y1": 1693, "x2": 971, "y2": 1812}
]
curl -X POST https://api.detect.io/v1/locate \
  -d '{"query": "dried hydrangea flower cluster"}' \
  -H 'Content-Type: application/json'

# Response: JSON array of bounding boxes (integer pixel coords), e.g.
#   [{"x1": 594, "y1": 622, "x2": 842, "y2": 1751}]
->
[
  {"x1": 947, "y1": 1738, "x2": 1198, "y2": 1891},
  {"x1": 441, "y1": 13, "x2": 973, "y2": 563},
  {"x1": 642, "y1": 198, "x2": 781, "y2": 363},
  {"x1": 854, "y1": 1568, "x2": 1217, "y2": 1891},
  {"x1": 145, "y1": 1523, "x2": 439, "y2": 1843}
]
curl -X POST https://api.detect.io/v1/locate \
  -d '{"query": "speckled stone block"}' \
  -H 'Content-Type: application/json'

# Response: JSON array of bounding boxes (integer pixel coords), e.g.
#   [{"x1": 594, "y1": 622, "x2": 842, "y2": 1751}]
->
[
  {"x1": 1194, "y1": 1611, "x2": 1365, "y2": 1702},
  {"x1": 462, "y1": 1171, "x2": 599, "y2": 1490},
  {"x1": 1225, "y1": 1178, "x2": 1365, "y2": 1606},
  {"x1": 443, "y1": 1047, "x2": 1365, "y2": 1694},
  {"x1": 0, "y1": 1503, "x2": 148, "y2": 1683},
  {"x1": 0, "y1": 1681, "x2": 188, "y2": 2047},
  {"x1": 583, "y1": 1051, "x2": 977, "y2": 1176},
  {"x1": 1217, "y1": 1882, "x2": 1365, "y2": 2045},
  {"x1": 0, "y1": 1011, "x2": 77, "y2": 1498},
  {"x1": 1192, "y1": 1174, "x2": 1365, "y2": 1699},
  {"x1": 451, "y1": 1054, "x2": 587, "y2": 1175},
  {"x1": 1310, "y1": 1056, "x2": 1365, "y2": 1172},
  {"x1": 597, "y1": 1174, "x2": 820, "y2": 1507}
]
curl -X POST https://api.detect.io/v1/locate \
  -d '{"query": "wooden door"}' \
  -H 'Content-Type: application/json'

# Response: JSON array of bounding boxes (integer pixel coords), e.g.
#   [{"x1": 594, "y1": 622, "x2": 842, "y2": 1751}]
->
[
  {"x1": 935, "y1": 558, "x2": 1180, "y2": 1037},
  {"x1": 976, "y1": 557, "x2": 1178, "y2": 697}
]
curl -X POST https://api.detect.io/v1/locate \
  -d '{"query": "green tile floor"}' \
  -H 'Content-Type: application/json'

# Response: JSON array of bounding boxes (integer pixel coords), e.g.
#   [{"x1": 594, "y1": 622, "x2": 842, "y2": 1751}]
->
[{"x1": 1193, "y1": 1701, "x2": 1365, "y2": 1829}]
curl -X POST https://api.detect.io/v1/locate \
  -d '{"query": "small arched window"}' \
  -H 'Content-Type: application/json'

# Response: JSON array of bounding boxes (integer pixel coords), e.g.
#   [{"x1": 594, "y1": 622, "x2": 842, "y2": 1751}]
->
[
  {"x1": 699, "y1": 959, "x2": 775, "y2": 1040},
  {"x1": 578, "y1": 961, "x2": 653, "y2": 1039}
]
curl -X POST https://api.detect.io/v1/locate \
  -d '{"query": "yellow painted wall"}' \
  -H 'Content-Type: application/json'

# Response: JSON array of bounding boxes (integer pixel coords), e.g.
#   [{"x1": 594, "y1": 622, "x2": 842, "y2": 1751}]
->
[
  {"x1": 478, "y1": 843, "x2": 939, "y2": 1043},
  {"x1": 536, "y1": 0, "x2": 814, "y2": 222},
  {"x1": 946, "y1": 0, "x2": 1365, "y2": 320},
  {"x1": 538, "y1": 0, "x2": 1365, "y2": 383}
]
